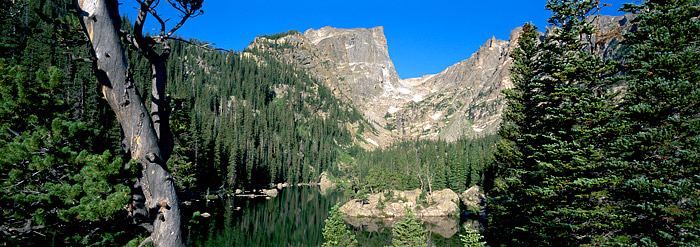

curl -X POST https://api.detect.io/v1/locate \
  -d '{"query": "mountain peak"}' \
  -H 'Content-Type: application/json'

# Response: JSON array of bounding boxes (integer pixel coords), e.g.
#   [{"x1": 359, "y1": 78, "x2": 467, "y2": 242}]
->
[{"x1": 304, "y1": 26, "x2": 386, "y2": 46}]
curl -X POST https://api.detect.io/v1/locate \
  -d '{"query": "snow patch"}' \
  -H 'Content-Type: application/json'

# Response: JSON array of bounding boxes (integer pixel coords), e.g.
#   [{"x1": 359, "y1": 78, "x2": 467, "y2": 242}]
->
[
  {"x1": 366, "y1": 138, "x2": 379, "y2": 147},
  {"x1": 472, "y1": 126, "x2": 484, "y2": 132},
  {"x1": 431, "y1": 112, "x2": 443, "y2": 120},
  {"x1": 388, "y1": 106, "x2": 400, "y2": 114},
  {"x1": 348, "y1": 62, "x2": 370, "y2": 66},
  {"x1": 396, "y1": 88, "x2": 411, "y2": 94},
  {"x1": 412, "y1": 94, "x2": 423, "y2": 102},
  {"x1": 431, "y1": 88, "x2": 438, "y2": 93},
  {"x1": 424, "y1": 124, "x2": 432, "y2": 130}
]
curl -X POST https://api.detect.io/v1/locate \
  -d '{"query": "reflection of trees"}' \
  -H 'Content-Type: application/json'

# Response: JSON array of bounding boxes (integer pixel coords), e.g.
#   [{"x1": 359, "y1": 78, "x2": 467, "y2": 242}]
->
[
  {"x1": 344, "y1": 216, "x2": 475, "y2": 239},
  {"x1": 190, "y1": 187, "x2": 347, "y2": 246}
]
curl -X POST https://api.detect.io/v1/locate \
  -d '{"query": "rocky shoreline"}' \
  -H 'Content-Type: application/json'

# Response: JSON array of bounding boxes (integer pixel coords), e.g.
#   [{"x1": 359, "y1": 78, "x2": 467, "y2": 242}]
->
[{"x1": 338, "y1": 185, "x2": 485, "y2": 219}]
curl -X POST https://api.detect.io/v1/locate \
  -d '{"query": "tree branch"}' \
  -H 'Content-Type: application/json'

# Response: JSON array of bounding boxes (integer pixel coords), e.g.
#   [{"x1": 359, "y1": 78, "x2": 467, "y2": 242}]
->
[
  {"x1": 63, "y1": 52, "x2": 95, "y2": 63},
  {"x1": 133, "y1": 0, "x2": 156, "y2": 41},
  {"x1": 161, "y1": 36, "x2": 225, "y2": 51},
  {"x1": 165, "y1": 0, "x2": 203, "y2": 37}
]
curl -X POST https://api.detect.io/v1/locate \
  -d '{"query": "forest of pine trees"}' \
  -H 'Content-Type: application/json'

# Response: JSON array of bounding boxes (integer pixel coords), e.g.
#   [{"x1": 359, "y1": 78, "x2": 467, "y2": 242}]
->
[
  {"x1": 0, "y1": 0, "x2": 495, "y2": 244},
  {"x1": 0, "y1": 0, "x2": 698, "y2": 246},
  {"x1": 0, "y1": 0, "x2": 138, "y2": 245},
  {"x1": 350, "y1": 135, "x2": 498, "y2": 195},
  {"x1": 489, "y1": 0, "x2": 699, "y2": 246}
]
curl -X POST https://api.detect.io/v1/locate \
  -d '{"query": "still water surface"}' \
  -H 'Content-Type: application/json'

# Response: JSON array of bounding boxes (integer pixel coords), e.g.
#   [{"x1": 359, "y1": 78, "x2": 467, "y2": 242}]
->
[{"x1": 183, "y1": 187, "x2": 466, "y2": 247}]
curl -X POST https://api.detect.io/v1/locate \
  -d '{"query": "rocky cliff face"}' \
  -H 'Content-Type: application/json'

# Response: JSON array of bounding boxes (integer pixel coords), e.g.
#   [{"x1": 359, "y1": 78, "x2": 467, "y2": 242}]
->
[
  {"x1": 248, "y1": 15, "x2": 632, "y2": 147},
  {"x1": 305, "y1": 27, "x2": 402, "y2": 100},
  {"x1": 390, "y1": 30, "x2": 520, "y2": 142},
  {"x1": 248, "y1": 27, "x2": 420, "y2": 147}
]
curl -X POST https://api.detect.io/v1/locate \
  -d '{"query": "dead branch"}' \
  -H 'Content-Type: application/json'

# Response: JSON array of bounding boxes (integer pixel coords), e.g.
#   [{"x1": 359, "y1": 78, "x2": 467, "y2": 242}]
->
[
  {"x1": 63, "y1": 52, "x2": 95, "y2": 63},
  {"x1": 161, "y1": 36, "x2": 225, "y2": 51}
]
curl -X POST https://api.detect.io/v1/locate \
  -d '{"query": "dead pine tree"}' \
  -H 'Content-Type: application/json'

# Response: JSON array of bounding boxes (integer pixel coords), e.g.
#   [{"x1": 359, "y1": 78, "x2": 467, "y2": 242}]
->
[{"x1": 74, "y1": 0, "x2": 215, "y2": 246}]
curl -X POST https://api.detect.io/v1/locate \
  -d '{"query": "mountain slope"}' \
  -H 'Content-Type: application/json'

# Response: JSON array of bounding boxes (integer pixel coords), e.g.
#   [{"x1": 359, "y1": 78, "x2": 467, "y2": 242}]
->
[{"x1": 248, "y1": 14, "x2": 633, "y2": 147}]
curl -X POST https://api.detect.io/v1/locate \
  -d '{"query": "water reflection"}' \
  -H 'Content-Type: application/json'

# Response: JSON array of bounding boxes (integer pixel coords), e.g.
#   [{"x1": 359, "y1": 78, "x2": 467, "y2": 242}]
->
[
  {"x1": 345, "y1": 216, "x2": 474, "y2": 246},
  {"x1": 183, "y1": 187, "x2": 472, "y2": 247}
]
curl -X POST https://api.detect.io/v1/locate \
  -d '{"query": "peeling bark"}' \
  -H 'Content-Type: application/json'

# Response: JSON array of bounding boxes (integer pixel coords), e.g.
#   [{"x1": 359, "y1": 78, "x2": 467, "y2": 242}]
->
[{"x1": 75, "y1": 0, "x2": 183, "y2": 246}]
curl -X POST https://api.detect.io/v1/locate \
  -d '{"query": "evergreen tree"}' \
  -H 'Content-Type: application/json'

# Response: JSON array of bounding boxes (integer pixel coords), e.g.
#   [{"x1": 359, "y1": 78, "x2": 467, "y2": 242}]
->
[
  {"x1": 391, "y1": 207, "x2": 427, "y2": 247},
  {"x1": 489, "y1": 0, "x2": 617, "y2": 245},
  {"x1": 459, "y1": 224, "x2": 486, "y2": 247},
  {"x1": 322, "y1": 203, "x2": 357, "y2": 247},
  {"x1": 488, "y1": 22, "x2": 541, "y2": 242},
  {"x1": 0, "y1": 1, "x2": 137, "y2": 244},
  {"x1": 0, "y1": 61, "x2": 135, "y2": 245},
  {"x1": 607, "y1": 0, "x2": 700, "y2": 245}
]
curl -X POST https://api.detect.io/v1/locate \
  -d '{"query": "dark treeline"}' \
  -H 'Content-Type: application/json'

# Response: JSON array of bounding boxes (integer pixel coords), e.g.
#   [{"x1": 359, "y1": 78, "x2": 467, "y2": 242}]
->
[
  {"x1": 489, "y1": 0, "x2": 699, "y2": 246},
  {"x1": 350, "y1": 135, "x2": 498, "y2": 195},
  {"x1": 7, "y1": 0, "x2": 695, "y2": 246},
  {"x1": 1, "y1": 0, "x2": 138, "y2": 245},
  {"x1": 154, "y1": 39, "x2": 365, "y2": 191},
  {"x1": 1, "y1": 1, "x2": 498, "y2": 244}
]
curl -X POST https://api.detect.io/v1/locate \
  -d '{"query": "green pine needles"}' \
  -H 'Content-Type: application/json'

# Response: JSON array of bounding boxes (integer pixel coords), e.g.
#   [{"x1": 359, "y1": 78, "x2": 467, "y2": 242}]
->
[
  {"x1": 391, "y1": 207, "x2": 427, "y2": 247},
  {"x1": 322, "y1": 203, "x2": 357, "y2": 247},
  {"x1": 0, "y1": 61, "x2": 135, "y2": 245},
  {"x1": 608, "y1": 0, "x2": 700, "y2": 245},
  {"x1": 490, "y1": 0, "x2": 700, "y2": 245},
  {"x1": 460, "y1": 224, "x2": 486, "y2": 247}
]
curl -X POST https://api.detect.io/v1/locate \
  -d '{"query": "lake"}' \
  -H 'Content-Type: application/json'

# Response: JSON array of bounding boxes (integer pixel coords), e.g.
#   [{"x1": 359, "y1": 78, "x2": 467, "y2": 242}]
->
[{"x1": 182, "y1": 186, "x2": 471, "y2": 246}]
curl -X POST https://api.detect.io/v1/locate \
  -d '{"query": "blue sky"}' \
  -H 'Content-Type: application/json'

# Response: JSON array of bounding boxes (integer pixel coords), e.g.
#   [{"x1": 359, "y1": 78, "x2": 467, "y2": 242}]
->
[{"x1": 121, "y1": 0, "x2": 628, "y2": 79}]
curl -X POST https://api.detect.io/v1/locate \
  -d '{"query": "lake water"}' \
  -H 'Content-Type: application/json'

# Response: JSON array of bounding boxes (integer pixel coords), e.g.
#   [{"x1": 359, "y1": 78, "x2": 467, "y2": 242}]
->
[{"x1": 182, "y1": 187, "x2": 470, "y2": 247}]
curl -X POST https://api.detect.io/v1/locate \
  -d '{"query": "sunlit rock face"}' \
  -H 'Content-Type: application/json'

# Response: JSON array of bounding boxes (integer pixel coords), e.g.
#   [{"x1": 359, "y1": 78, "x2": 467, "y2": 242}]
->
[
  {"x1": 306, "y1": 27, "x2": 402, "y2": 100},
  {"x1": 249, "y1": 15, "x2": 631, "y2": 146}
]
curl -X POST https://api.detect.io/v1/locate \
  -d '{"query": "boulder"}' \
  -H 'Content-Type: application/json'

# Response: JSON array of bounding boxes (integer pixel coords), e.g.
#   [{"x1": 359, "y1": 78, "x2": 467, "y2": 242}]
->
[
  {"x1": 339, "y1": 188, "x2": 460, "y2": 218},
  {"x1": 276, "y1": 182, "x2": 289, "y2": 190},
  {"x1": 262, "y1": 188, "x2": 278, "y2": 197},
  {"x1": 339, "y1": 193, "x2": 384, "y2": 217},
  {"x1": 394, "y1": 188, "x2": 422, "y2": 203},
  {"x1": 461, "y1": 185, "x2": 485, "y2": 210},
  {"x1": 419, "y1": 188, "x2": 459, "y2": 217},
  {"x1": 318, "y1": 172, "x2": 335, "y2": 195}
]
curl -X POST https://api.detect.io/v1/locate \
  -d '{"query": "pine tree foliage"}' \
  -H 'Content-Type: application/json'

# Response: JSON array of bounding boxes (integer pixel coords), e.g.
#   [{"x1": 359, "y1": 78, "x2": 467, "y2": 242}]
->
[
  {"x1": 160, "y1": 39, "x2": 364, "y2": 190},
  {"x1": 391, "y1": 207, "x2": 427, "y2": 247},
  {"x1": 489, "y1": 0, "x2": 618, "y2": 245},
  {"x1": 608, "y1": 0, "x2": 700, "y2": 245},
  {"x1": 351, "y1": 135, "x2": 498, "y2": 196},
  {"x1": 489, "y1": 22, "x2": 542, "y2": 242},
  {"x1": 0, "y1": 1, "x2": 136, "y2": 245},
  {"x1": 0, "y1": 62, "x2": 134, "y2": 245},
  {"x1": 322, "y1": 203, "x2": 357, "y2": 247},
  {"x1": 491, "y1": 0, "x2": 700, "y2": 245},
  {"x1": 459, "y1": 224, "x2": 486, "y2": 247}
]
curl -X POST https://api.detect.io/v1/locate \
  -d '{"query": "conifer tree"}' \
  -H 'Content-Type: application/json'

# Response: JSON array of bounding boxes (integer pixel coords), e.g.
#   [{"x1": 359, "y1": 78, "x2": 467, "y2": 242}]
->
[
  {"x1": 0, "y1": 1, "x2": 138, "y2": 244},
  {"x1": 608, "y1": 0, "x2": 700, "y2": 245},
  {"x1": 322, "y1": 204, "x2": 357, "y2": 247},
  {"x1": 0, "y1": 62, "x2": 134, "y2": 245},
  {"x1": 391, "y1": 207, "x2": 427, "y2": 247},
  {"x1": 488, "y1": 22, "x2": 542, "y2": 243},
  {"x1": 459, "y1": 224, "x2": 486, "y2": 247},
  {"x1": 489, "y1": 0, "x2": 617, "y2": 245}
]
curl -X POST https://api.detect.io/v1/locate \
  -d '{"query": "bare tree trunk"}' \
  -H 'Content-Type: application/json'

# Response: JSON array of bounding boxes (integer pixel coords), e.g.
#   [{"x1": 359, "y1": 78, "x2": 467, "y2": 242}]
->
[
  {"x1": 426, "y1": 162, "x2": 433, "y2": 204},
  {"x1": 415, "y1": 148, "x2": 424, "y2": 192},
  {"x1": 76, "y1": 1, "x2": 183, "y2": 246}
]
